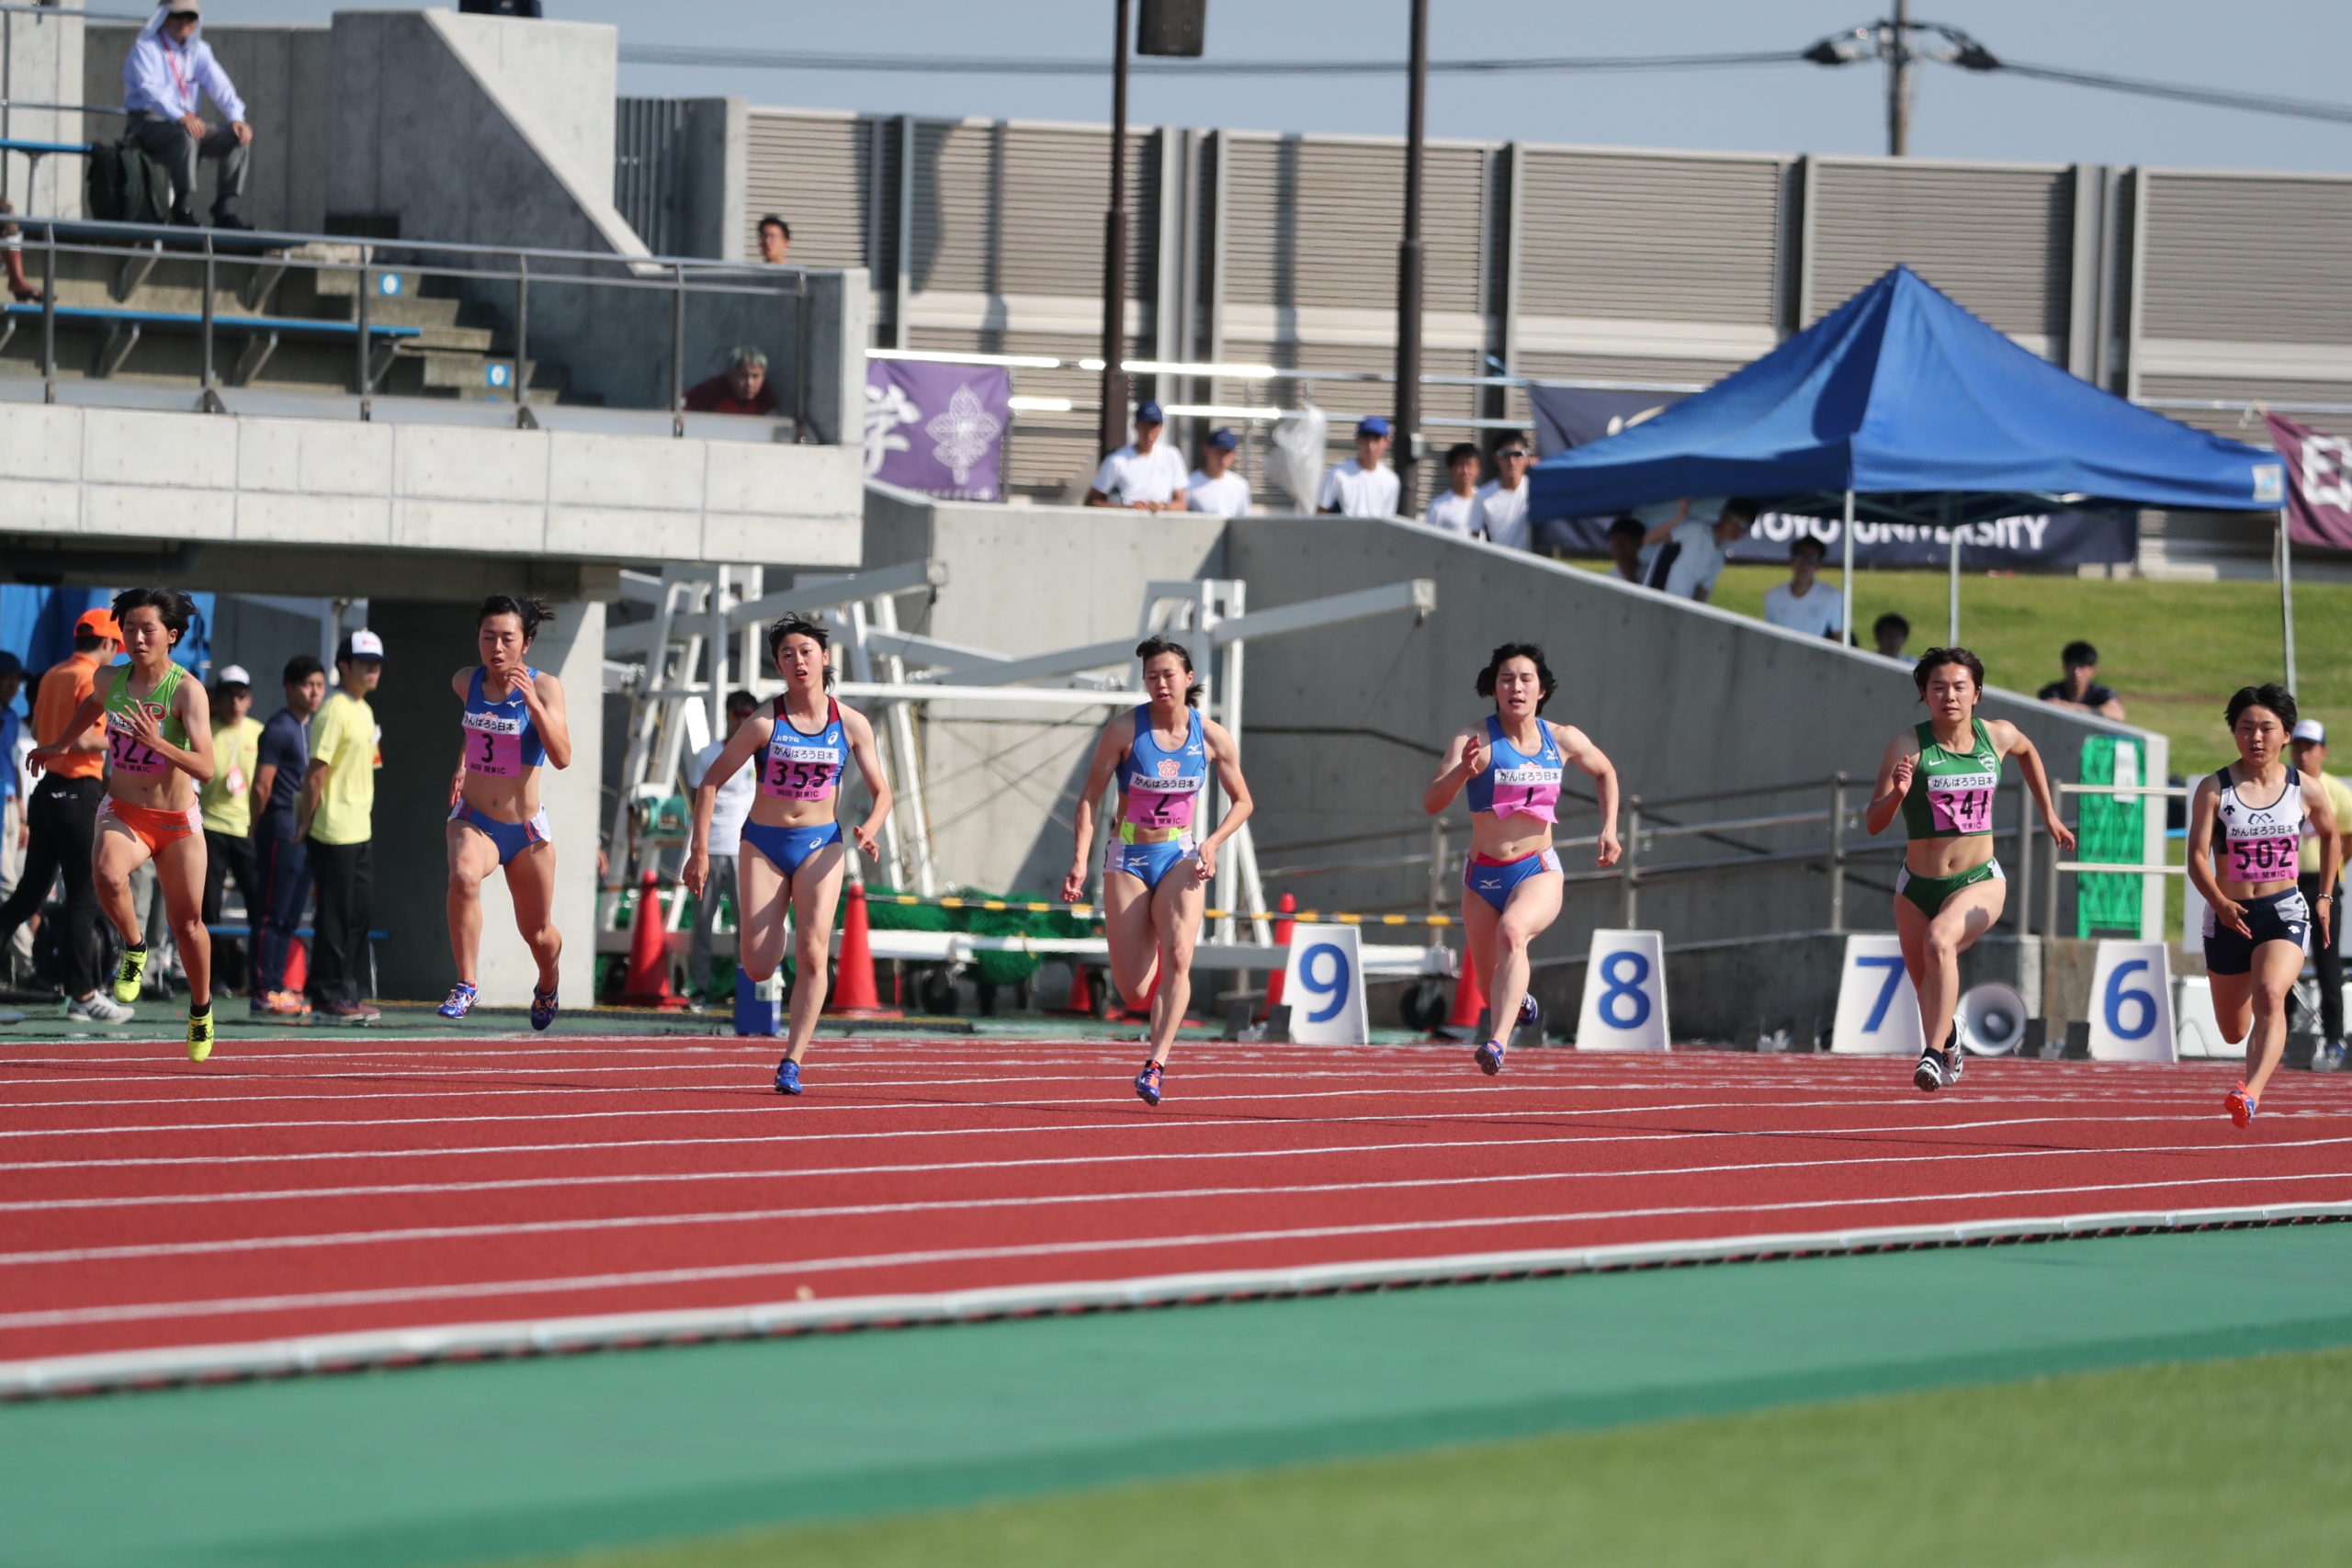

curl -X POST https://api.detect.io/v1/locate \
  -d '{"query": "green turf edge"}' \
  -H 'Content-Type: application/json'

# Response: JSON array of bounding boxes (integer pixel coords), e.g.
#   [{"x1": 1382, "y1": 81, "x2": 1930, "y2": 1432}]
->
[
  {"x1": 232, "y1": 1309, "x2": 2352, "y2": 1568},
  {"x1": 526, "y1": 1345, "x2": 2352, "y2": 1568}
]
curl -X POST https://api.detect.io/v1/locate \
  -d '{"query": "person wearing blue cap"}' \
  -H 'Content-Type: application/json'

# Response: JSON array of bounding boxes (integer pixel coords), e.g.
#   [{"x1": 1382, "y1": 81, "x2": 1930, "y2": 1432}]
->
[
  {"x1": 1085, "y1": 401, "x2": 1189, "y2": 512},
  {"x1": 1317, "y1": 414, "x2": 1402, "y2": 519},
  {"x1": 1185, "y1": 427, "x2": 1251, "y2": 517}
]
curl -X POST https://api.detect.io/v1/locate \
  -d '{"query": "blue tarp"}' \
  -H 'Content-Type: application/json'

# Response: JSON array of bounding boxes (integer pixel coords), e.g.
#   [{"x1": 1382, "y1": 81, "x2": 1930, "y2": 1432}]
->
[
  {"x1": 0, "y1": 586, "x2": 214, "y2": 722},
  {"x1": 1530, "y1": 265, "x2": 2286, "y2": 525}
]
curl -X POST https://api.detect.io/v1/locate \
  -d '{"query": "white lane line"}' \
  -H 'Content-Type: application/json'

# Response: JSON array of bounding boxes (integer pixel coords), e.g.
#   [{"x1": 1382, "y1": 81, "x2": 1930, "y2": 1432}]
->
[
  {"x1": 6, "y1": 1108, "x2": 2295, "y2": 1178},
  {"x1": 6, "y1": 1172, "x2": 2339, "y2": 1332},
  {"x1": 12, "y1": 1138, "x2": 2347, "y2": 1266}
]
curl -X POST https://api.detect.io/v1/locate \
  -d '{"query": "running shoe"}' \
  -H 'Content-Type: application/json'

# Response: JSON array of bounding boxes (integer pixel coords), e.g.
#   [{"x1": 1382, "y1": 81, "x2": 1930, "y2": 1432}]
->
[
  {"x1": 110, "y1": 945, "x2": 148, "y2": 1004},
  {"x1": 65, "y1": 991, "x2": 133, "y2": 1024},
  {"x1": 774, "y1": 1057, "x2": 803, "y2": 1096},
  {"x1": 2225, "y1": 1083, "x2": 2256, "y2": 1129},
  {"x1": 1913, "y1": 1046, "x2": 1947, "y2": 1093},
  {"x1": 530, "y1": 987, "x2": 558, "y2": 1032},
  {"x1": 1476, "y1": 1038, "x2": 1506, "y2": 1076},
  {"x1": 325, "y1": 1000, "x2": 381, "y2": 1025},
  {"x1": 1944, "y1": 1033, "x2": 1966, "y2": 1086},
  {"x1": 2317, "y1": 1043, "x2": 2347, "y2": 1073},
  {"x1": 437, "y1": 983, "x2": 479, "y2": 1021},
  {"x1": 186, "y1": 1010, "x2": 215, "y2": 1064},
  {"x1": 1518, "y1": 992, "x2": 1541, "y2": 1037},
  {"x1": 251, "y1": 990, "x2": 310, "y2": 1020},
  {"x1": 1134, "y1": 1060, "x2": 1163, "y2": 1106}
]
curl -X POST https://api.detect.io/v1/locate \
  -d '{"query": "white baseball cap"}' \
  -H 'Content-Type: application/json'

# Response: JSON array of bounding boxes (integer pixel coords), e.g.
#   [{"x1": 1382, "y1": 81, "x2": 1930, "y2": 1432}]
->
[
  {"x1": 214, "y1": 664, "x2": 252, "y2": 687},
  {"x1": 338, "y1": 628, "x2": 385, "y2": 662},
  {"x1": 2292, "y1": 718, "x2": 2326, "y2": 745}
]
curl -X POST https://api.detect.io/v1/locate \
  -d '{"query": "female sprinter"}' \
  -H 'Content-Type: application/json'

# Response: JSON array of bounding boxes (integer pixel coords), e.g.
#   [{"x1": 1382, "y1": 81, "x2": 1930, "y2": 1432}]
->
[
  {"x1": 1424, "y1": 642, "x2": 1620, "y2": 1075},
  {"x1": 1062, "y1": 637, "x2": 1252, "y2": 1107},
  {"x1": 2187, "y1": 683, "x2": 2338, "y2": 1128},
  {"x1": 28, "y1": 588, "x2": 216, "y2": 1060},
  {"x1": 440, "y1": 595, "x2": 572, "y2": 1029},
  {"x1": 1865, "y1": 648, "x2": 2073, "y2": 1093},
  {"x1": 684, "y1": 615, "x2": 891, "y2": 1096}
]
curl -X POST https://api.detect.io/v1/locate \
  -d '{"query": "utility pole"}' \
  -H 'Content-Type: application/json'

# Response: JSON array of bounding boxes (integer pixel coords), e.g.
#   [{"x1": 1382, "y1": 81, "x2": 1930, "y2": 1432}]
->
[
  {"x1": 1394, "y1": 0, "x2": 1429, "y2": 506},
  {"x1": 1099, "y1": 0, "x2": 1133, "y2": 456},
  {"x1": 1886, "y1": 0, "x2": 1913, "y2": 156}
]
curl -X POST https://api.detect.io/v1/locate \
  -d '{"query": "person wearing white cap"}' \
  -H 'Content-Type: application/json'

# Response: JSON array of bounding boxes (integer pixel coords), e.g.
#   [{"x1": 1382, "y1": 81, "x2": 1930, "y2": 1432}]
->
[
  {"x1": 300, "y1": 629, "x2": 385, "y2": 1022},
  {"x1": 198, "y1": 663, "x2": 263, "y2": 1001},
  {"x1": 2292, "y1": 717, "x2": 2352, "y2": 1069}
]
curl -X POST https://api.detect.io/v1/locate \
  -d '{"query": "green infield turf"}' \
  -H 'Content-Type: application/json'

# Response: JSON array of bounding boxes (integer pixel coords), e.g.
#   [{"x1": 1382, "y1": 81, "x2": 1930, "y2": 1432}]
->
[{"x1": 4, "y1": 1226, "x2": 2350, "y2": 1568}]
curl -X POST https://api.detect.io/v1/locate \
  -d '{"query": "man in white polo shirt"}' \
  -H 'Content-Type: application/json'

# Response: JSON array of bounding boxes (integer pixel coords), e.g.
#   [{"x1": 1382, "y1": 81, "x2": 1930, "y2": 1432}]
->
[
  {"x1": 1317, "y1": 415, "x2": 1402, "y2": 518},
  {"x1": 1654, "y1": 497, "x2": 1758, "y2": 604},
  {"x1": 1423, "y1": 443, "x2": 1482, "y2": 536},
  {"x1": 1762, "y1": 535, "x2": 1845, "y2": 640},
  {"x1": 1085, "y1": 401, "x2": 1189, "y2": 512},
  {"x1": 1185, "y1": 427, "x2": 1251, "y2": 516},
  {"x1": 1475, "y1": 433, "x2": 1534, "y2": 550}
]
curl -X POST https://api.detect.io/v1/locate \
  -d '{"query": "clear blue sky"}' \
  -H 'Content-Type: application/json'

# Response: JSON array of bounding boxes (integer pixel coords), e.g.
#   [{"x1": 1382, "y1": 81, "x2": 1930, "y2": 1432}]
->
[{"x1": 224, "y1": 1, "x2": 2351, "y2": 172}]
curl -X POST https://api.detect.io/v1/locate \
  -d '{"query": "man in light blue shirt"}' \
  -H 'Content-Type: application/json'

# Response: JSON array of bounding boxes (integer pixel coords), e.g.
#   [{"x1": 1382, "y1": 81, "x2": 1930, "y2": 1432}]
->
[{"x1": 123, "y1": 0, "x2": 254, "y2": 230}]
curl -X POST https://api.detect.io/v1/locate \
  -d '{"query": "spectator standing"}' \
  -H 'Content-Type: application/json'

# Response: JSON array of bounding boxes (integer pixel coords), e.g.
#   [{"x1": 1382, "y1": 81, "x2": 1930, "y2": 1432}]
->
[
  {"x1": 123, "y1": 0, "x2": 254, "y2": 231},
  {"x1": 0, "y1": 610, "x2": 126, "y2": 1020},
  {"x1": 2037, "y1": 640, "x2": 2126, "y2": 721},
  {"x1": 684, "y1": 691, "x2": 760, "y2": 1006},
  {"x1": 1656, "y1": 498, "x2": 1758, "y2": 603},
  {"x1": 1605, "y1": 515, "x2": 1647, "y2": 582},
  {"x1": 2292, "y1": 719, "x2": 2352, "y2": 1071},
  {"x1": 1317, "y1": 416, "x2": 1401, "y2": 518},
  {"x1": 0, "y1": 650, "x2": 26, "y2": 979},
  {"x1": 1761, "y1": 536, "x2": 1845, "y2": 640},
  {"x1": 1185, "y1": 428, "x2": 1251, "y2": 517},
  {"x1": 1873, "y1": 612, "x2": 1911, "y2": 660},
  {"x1": 682, "y1": 347, "x2": 778, "y2": 416},
  {"x1": 1423, "y1": 443, "x2": 1481, "y2": 536},
  {"x1": 1475, "y1": 434, "x2": 1534, "y2": 550},
  {"x1": 198, "y1": 664, "x2": 263, "y2": 999},
  {"x1": 2, "y1": 200, "x2": 45, "y2": 303},
  {"x1": 248, "y1": 654, "x2": 322, "y2": 1017},
  {"x1": 1085, "y1": 402, "x2": 1188, "y2": 511},
  {"x1": 300, "y1": 631, "x2": 383, "y2": 1023},
  {"x1": 757, "y1": 215, "x2": 791, "y2": 265}
]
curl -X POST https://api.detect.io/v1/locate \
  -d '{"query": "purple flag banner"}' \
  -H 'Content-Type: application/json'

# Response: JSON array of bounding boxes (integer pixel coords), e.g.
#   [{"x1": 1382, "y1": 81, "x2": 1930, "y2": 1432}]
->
[
  {"x1": 2265, "y1": 412, "x2": 2352, "y2": 550},
  {"x1": 865, "y1": 360, "x2": 1011, "y2": 502}
]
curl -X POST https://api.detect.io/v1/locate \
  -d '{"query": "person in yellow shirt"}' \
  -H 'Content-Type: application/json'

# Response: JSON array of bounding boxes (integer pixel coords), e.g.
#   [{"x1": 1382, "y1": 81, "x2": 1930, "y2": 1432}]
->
[
  {"x1": 198, "y1": 664, "x2": 264, "y2": 1000},
  {"x1": 2292, "y1": 719, "x2": 2352, "y2": 1070},
  {"x1": 300, "y1": 630, "x2": 383, "y2": 1023}
]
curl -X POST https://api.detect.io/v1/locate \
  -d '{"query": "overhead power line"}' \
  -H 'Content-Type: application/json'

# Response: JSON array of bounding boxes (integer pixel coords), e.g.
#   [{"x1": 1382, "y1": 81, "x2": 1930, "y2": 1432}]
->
[
  {"x1": 616, "y1": 45, "x2": 1800, "y2": 77},
  {"x1": 1988, "y1": 59, "x2": 2352, "y2": 128}
]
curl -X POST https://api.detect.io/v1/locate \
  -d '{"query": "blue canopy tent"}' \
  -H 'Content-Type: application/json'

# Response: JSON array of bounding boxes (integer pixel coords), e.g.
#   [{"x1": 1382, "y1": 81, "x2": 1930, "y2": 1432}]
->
[{"x1": 1530, "y1": 266, "x2": 2294, "y2": 677}]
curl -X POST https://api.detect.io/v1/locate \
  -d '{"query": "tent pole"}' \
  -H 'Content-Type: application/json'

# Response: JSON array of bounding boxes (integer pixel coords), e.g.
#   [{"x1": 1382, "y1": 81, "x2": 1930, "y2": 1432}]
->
[
  {"x1": 2279, "y1": 506, "x2": 2298, "y2": 692},
  {"x1": 1841, "y1": 489, "x2": 1856, "y2": 649},
  {"x1": 1947, "y1": 525, "x2": 1961, "y2": 645}
]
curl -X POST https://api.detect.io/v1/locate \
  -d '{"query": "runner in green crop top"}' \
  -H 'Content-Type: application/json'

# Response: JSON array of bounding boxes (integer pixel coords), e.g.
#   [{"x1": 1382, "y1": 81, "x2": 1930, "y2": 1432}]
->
[{"x1": 1865, "y1": 648, "x2": 2073, "y2": 1094}]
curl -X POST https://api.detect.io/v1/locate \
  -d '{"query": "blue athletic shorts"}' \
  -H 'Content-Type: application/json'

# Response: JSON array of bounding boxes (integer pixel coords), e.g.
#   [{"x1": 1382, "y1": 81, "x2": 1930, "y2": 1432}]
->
[
  {"x1": 1106, "y1": 835, "x2": 1197, "y2": 893},
  {"x1": 741, "y1": 820, "x2": 843, "y2": 878},
  {"x1": 450, "y1": 801, "x2": 549, "y2": 867},
  {"x1": 1464, "y1": 847, "x2": 1562, "y2": 913}
]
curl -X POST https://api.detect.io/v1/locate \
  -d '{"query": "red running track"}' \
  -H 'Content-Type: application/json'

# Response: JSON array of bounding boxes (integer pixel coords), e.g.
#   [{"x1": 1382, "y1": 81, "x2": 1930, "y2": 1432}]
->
[{"x1": 3, "y1": 1034, "x2": 2350, "y2": 1368}]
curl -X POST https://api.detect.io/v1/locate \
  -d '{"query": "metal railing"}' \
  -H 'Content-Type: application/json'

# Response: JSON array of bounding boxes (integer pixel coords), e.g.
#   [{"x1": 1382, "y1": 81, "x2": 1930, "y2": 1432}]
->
[{"x1": 1, "y1": 211, "x2": 820, "y2": 430}]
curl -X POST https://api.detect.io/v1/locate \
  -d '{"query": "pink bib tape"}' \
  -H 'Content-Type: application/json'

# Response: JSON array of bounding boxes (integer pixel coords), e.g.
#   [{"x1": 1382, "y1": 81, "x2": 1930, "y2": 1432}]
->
[
  {"x1": 463, "y1": 713, "x2": 526, "y2": 778},
  {"x1": 762, "y1": 745, "x2": 840, "y2": 802},
  {"x1": 1928, "y1": 784, "x2": 1993, "y2": 835}
]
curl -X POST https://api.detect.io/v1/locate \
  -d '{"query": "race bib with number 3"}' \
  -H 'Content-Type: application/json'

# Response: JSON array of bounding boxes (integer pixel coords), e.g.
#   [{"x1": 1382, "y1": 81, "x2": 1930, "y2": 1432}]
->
[
  {"x1": 1928, "y1": 785, "x2": 1993, "y2": 834},
  {"x1": 464, "y1": 713, "x2": 525, "y2": 777},
  {"x1": 763, "y1": 746, "x2": 839, "y2": 801},
  {"x1": 107, "y1": 709, "x2": 169, "y2": 776}
]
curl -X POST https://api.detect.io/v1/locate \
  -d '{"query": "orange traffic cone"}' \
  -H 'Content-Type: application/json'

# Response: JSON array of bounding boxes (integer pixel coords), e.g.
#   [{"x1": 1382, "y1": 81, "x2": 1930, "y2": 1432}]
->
[
  {"x1": 1054, "y1": 958, "x2": 1098, "y2": 1017},
  {"x1": 619, "y1": 869, "x2": 686, "y2": 1010},
  {"x1": 1263, "y1": 892, "x2": 1296, "y2": 1018},
  {"x1": 284, "y1": 936, "x2": 309, "y2": 996},
  {"x1": 1435, "y1": 940, "x2": 1486, "y2": 1041},
  {"x1": 825, "y1": 883, "x2": 902, "y2": 1020}
]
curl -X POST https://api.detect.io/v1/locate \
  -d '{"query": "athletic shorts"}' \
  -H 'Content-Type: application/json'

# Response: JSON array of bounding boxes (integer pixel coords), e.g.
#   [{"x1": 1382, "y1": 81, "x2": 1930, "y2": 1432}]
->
[
  {"x1": 1106, "y1": 834, "x2": 1198, "y2": 894},
  {"x1": 1464, "y1": 847, "x2": 1562, "y2": 914},
  {"x1": 1895, "y1": 859, "x2": 2004, "y2": 919},
  {"x1": 741, "y1": 820, "x2": 842, "y2": 878},
  {"x1": 96, "y1": 796, "x2": 201, "y2": 856},
  {"x1": 2202, "y1": 885, "x2": 2310, "y2": 976},
  {"x1": 450, "y1": 801, "x2": 551, "y2": 867}
]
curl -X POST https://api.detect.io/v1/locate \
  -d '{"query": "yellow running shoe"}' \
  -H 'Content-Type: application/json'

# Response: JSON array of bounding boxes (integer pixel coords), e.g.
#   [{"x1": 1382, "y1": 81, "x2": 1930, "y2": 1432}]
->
[
  {"x1": 111, "y1": 944, "x2": 149, "y2": 1004},
  {"x1": 187, "y1": 1009, "x2": 215, "y2": 1064}
]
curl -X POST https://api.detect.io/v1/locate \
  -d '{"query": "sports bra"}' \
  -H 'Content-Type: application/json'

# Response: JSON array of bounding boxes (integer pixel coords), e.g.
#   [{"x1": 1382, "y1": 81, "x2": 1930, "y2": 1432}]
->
[
  {"x1": 2212, "y1": 764, "x2": 2306, "y2": 885},
  {"x1": 1902, "y1": 718, "x2": 2000, "y2": 840},
  {"x1": 461, "y1": 666, "x2": 546, "y2": 778},
  {"x1": 1464, "y1": 715, "x2": 1562, "y2": 823},
  {"x1": 762, "y1": 696, "x2": 847, "y2": 802},
  {"x1": 103, "y1": 661, "x2": 188, "y2": 778},
  {"x1": 1119, "y1": 705, "x2": 1206, "y2": 838}
]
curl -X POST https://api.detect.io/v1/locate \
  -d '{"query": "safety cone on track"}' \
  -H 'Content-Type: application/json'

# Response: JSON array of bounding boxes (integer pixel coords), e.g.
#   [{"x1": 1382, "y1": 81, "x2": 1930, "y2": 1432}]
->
[
  {"x1": 1434, "y1": 941, "x2": 1486, "y2": 1041},
  {"x1": 825, "y1": 883, "x2": 903, "y2": 1020},
  {"x1": 1263, "y1": 892, "x2": 1296, "y2": 1019},
  {"x1": 618, "y1": 870, "x2": 687, "y2": 1010}
]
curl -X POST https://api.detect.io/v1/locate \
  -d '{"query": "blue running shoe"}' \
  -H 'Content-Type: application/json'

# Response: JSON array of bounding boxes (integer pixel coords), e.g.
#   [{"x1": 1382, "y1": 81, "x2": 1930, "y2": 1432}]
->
[
  {"x1": 530, "y1": 986, "x2": 558, "y2": 1032},
  {"x1": 437, "y1": 983, "x2": 478, "y2": 1021},
  {"x1": 1518, "y1": 992, "x2": 1540, "y2": 1036},
  {"x1": 775, "y1": 1057, "x2": 803, "y2": 1096},
  {"x1": 1476, "y1": 1038, "x2": 1505, "y2": 1076},
  {"x1": 1134, "y1": 1060, "x2": 1163, "y2": 1106}
]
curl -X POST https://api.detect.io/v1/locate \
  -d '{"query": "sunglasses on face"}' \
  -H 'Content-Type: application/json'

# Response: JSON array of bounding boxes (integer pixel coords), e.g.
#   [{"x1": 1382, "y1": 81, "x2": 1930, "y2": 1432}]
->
[{"x1": 1497, "y1": 449, "x2": 1530, "y2": 459}]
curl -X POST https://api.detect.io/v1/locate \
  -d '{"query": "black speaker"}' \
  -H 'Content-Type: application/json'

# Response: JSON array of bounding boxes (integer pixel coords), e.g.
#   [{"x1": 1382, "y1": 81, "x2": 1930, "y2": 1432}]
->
[{"x1": 1137, "y1": 0, "x2": 1206, "y2": 58}]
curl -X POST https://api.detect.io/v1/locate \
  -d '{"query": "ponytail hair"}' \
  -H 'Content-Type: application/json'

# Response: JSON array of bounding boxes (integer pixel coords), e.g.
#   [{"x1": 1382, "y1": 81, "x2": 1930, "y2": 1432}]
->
[
  {"x1": 478, "y1": 594, "x2": 554, "y2": 645},
  {"x1": 109, "y1": 586, "x2": 198, "y2": 647},
  {"x1": 766, "y1": 615, "x2": 836, "y2": 687},
  {"x1": 1134, "y1": 636, "x2": 1203, "y2": 706}
]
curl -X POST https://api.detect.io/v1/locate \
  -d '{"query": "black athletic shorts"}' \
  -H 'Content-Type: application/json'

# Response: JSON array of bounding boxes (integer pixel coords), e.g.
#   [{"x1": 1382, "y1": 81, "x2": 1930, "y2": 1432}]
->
[{"x1": 2202, "y1": 886, "x2": 2310, "y2": 976}]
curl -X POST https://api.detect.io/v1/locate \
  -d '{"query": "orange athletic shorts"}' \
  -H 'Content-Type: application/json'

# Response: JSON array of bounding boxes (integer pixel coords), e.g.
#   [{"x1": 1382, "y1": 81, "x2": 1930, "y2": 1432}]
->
[{"x1": 97, "y1": 796, "x2": 202, "y2": 855}]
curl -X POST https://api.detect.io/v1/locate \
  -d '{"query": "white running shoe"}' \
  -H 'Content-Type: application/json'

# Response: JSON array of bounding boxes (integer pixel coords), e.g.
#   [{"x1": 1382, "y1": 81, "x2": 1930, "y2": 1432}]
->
[{"x1": 67, "y1": 991, "x2": 135, "y2": 1024}]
